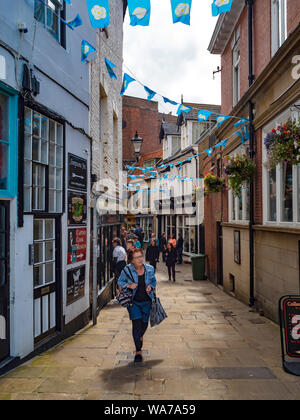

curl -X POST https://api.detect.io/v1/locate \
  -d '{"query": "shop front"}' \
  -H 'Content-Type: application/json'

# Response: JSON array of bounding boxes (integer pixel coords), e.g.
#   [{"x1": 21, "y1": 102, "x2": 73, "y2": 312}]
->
[{"x1": 0, "y1": 201, "x2": 9, "y2": 362}]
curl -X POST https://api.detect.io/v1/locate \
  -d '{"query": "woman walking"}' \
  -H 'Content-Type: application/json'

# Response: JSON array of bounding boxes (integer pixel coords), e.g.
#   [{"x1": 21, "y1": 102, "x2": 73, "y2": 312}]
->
[
  {"x1": 118, "y1": 248, "x2": 156, "y2": 363},
  {"x1": 146, "y1": 239, "x2": 159, "y2": 272},
  {"x1": 165, "y1": 243, "x2": 177, "y2": 282}
]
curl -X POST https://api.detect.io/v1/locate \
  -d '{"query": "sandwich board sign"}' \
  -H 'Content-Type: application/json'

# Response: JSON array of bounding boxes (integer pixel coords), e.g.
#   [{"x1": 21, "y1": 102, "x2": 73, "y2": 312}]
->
[{"x1": 279, "y1": 295, "x2": 300, "y2": 376}]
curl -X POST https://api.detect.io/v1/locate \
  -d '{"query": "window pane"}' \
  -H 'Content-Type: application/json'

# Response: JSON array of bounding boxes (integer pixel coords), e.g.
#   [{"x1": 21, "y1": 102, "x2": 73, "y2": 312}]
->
[
  {"x1": 33, "y1": 113, "x2": 40, "y2": 137},
  {"x1": 49, "y1": 167, "x2": 55, "y2": 189},
  {"x1": 34, "y1": 0, "x2": 45, "y2": 23},
  {"x1": 56, "y1": 191, "x2": 62, "y2": 213},
  {"x1": 232, "y1": 193, "x2": 236, "y2": 221},
  {"x1": 41, "y1": 116, "x2": 48, "y2": 140},
  {"x1": 49, "y1": 143, "x2": 55, "y2": 165},
  {"x1": 24, "y1": 187, "x2": 32, "y2": 212},
  {"x1": 281, "y1": 162, "x2": 293, "y2": 222},
  {"x1": 56, "y1": 146, "x2": 63, "y2": 168},
  {"x1": 47, "y1": 2, "x2": 59, "y2": 41},
  {"x1": 238, "y1": 192, "x2": 243, "y2": 220},
  {"x1": 24, "y1": 160, "x2": 32, "y2": 186},
  {"x1": 45, "y1": 219, "x2": 54, "y2": 239},
  {"x1": 24, "y1": 134, "x2": 32, "y2": 160},
  {"x1": 57, "y1": 124, "x2": 63, "y2": 145},
  {"x1": 45, "y1": 262, "x2": 54, "y2": 284},
  {"x1": 0, "y1": 93, "x2": 9, "y2": 141},
  {"x1": 24, "y1": 108, "x2": 32, "y2": 134},
  {"x1": 268, "y1": 168, "x2": 277, "y2": 221},
  {"x1": 34, "y1": 265, "x2": 44, "y2": 288},
  {"x1": 41, "y1": 139, "x2": 48, "y2": 164},
  {"x1": 38, "y1": 187, "x2": 45, "y2": 210},
  {"x1": 34, "y1": 242, "x2": 44, "y2": 264},
  {"x1": 32, "y1": 137, "x2": 40, "y2": 161},
  {"x1": 56, "y1": 168, "x2": 62, "y2": 190},
  {"x1": 45, "y1": 241, "x2": 54, "y2": 261},
  {"x1": 0, "y1": 142, "x2": 8, "y2": 190},
  {"x1": 244, "y1": 185, "x2": 250, "y2": 221},
  {"x1": 49, "y1": 190, "x2": 55, "y2": 213}
]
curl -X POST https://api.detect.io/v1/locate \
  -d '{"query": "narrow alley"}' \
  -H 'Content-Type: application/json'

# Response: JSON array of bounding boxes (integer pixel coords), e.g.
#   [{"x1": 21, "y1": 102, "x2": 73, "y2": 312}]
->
[{"x1": 0, "y1": 262, "x2": 299, "y2": 400}]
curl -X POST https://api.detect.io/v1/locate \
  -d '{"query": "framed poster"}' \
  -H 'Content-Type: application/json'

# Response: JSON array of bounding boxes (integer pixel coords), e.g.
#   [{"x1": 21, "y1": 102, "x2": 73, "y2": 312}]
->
[
  {"x1": 234, "y1": 230, "x2": 241, "y2": 264},
  {"x1": 68, "y1": 154, "x2": 87, "y2": 192},
  {"x1": 67, "y1": 227, "x2": 87, "y2": 265},
  {"x1": 67, "y1": 266, "x2": 85, "y2": 306},
  {"x1": 68, "y1": 191, "x2": 87, "y2": 226}
]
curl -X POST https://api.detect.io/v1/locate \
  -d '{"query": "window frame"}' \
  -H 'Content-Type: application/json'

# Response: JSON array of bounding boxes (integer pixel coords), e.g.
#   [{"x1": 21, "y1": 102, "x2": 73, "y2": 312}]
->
[
  {"x1": 0, "y1": 86, "x2": 18, "y2": 199},
  {"x1": 23, "y1": 105, "x2": 65, "y2": 216},
  {"x1": 271, "y1": 0, "x2": 287, "y2": 56},
  {"x1": 34, "y1": 0, "x2": 66, "y2": 47},
  {"x1": 262, "y1": 106, "x2": 300, "y2": 226}
]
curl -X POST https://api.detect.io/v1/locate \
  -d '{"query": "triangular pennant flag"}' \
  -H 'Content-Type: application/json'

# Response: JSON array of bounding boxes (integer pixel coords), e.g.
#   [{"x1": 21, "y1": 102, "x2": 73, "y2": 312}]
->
[
  {"x1": 63, "y1": 14, "x2": 82, "y2": 29},
  {"x1": 234, "y1": 131, "x2": 245, "y2": 144},
  {"x1": 120, "y1": 73, "x2": 135, "y2": 96},
  {"x1": 216, "y1": 114, "x2": 231, "y2": 127},
  {"x1": 128, "y1": 0, "x2": 151, "y2": 26},
  {"x1": 198, "y1": 110, "x2": 212, "y2": 121},
  {"x1": 105, "y1": 58, "x2": 117, "y2": 80},
  {"x1": 86, "y1": 0, "x2": 109, "y2": 29},
  {"x1": 212, "y1": 0, "x2": 233, "y2": 17},
  {"x1": 81, "y1": 40, "x2": 96, "y2": 63},
  {"x1": 242, "y1": 124, "x2": 250, "y2": 141},
  {"x1": 144, "y1": 86, "x2": 156, "y2": 101},
  {"x1": 171, "y1": 0, "x2": 192, "y2": 25},
  {"x1": 177, "y1": 104, "x2": 192, "y2": 115},
  {"x1": 234, "y1": 118, "x2": 248, "y2": 127},
  {"x1": 163, "y1": 97, "x2": 178, "y2": 106}
]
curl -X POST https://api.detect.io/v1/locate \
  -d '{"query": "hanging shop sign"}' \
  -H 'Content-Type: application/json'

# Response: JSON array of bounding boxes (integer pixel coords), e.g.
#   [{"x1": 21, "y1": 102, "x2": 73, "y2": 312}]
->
[
  {"x1": 67, "y1": 265, "x2": 86, "y2": 306},
  {"x1": 67, "y1": 227, "x2": 87, "y2": 265},
  {"x1": 68, "y1": 154, "x2": 87, "y2": 192},
  {"x1": 279, "y1": 295, "x2": 300, "y2": 376},
  {"x1": 68, "y1": 191, "x2": 87, "y2": 226}
]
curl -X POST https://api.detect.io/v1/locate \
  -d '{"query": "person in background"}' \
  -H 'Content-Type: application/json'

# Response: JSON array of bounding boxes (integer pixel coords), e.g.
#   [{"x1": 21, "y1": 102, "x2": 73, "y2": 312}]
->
[
  {"x1": 165, "y1": 243, "x2": 177, "y2": 282},
  {"x1": 168, "y1": 234, "x2": 177, "y2": 248},
  {"x1": 118, "y1": 248, "x2": 156, "y2": 363},
  {"x1": 112, "y1": 238, "x2": 127, "y2": 295},
  {"x1": 148, "y1": 232, "x2": 159, "y2": 247},
  {"x1": 126, "y1": 239, "x2": 136, "y2": 264},
  {"x1": 134, "y1": 235, "x2": 142, "y2": 249},
  {"x1": 127, "y1": 228, "x2": 136, "y2": 240},
  {"x1": 160, "y1": 232, "x2": 167, "y2": 263},
  {"x1": 120, "y1": 227, "x2": 127, "y2": 249},
  {"x1": 134, "y1": 224, "x2": 143, "y2": 243},
  {"x1": 177, "y1": 232, "x2": 184, "y2": 265},
  {"x1": 146, "y1": 239, "x2": 160, "y2": 272}
]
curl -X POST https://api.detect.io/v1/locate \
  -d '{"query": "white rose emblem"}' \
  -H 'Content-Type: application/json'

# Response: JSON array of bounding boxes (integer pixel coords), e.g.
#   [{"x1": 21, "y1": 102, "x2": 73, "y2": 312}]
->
[
  {"x1": 214, "y1": 0, "x2": 230, "y2": 6},
  {"x1": 91, "y1": 5, "x2": 107, "y2": 20},
  {"x1": 198, "y1": 114, "x2": 206, "y2": 120},
  {"x1": 175, "y1": 3, "x2": 190, "y2": 17},
  {"x1": 132, "y1": 7, "x2": 148, "y2": 20}
]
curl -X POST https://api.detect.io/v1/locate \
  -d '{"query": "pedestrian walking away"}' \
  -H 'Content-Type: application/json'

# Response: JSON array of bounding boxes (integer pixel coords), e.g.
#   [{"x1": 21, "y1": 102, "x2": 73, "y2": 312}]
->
[
  {"x1": 146, "y1": 239, "x2": 159, "y2": 272},
  {"x1": 177, "y1": 232, "x2": 184, "y2": 265},
  {"x1": 165, "y1": 243, "x2": 177, "y2": 282},
  {"x1": 118, "y1": 248, "x2": 156, "y2": 363},
  {"x1": 160, "y1": 232, "x2": 167, "y2": 262},
  {"x1": 168, "y1": 234, "x2": 177, "y2": 248},
  {"x1": 112, "y1": 238, "x2": 127, "y2": 294}
]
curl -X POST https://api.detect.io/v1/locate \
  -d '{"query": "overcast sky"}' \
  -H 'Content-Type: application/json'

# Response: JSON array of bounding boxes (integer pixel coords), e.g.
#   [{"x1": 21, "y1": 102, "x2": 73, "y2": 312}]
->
[{"x1": 123, "y1": 0, "x2": 221, "y2": 115}]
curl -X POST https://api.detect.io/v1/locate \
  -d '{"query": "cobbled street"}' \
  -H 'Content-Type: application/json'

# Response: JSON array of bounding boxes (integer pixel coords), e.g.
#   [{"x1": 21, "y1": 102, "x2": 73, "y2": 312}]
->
[{"x1": 0, "y1": 262, "x2": 300, "y2": 400}]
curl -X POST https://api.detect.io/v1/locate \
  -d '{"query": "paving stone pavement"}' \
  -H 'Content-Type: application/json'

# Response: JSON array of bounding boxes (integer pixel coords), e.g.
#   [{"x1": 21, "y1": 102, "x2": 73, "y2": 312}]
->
[{"x1": 1, "y1": 262, "x2": 300, "y2": 400}]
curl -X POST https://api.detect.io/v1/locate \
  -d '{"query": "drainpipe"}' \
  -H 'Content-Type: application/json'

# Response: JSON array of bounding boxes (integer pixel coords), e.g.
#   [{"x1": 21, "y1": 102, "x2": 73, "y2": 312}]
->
[{"x1": 246, "y1": 0, "x2": 256, "y2": 307}]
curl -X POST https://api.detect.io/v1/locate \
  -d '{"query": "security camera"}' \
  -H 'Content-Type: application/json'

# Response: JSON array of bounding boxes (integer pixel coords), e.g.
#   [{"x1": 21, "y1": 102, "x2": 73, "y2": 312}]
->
[{"x1": 18, "y1": 23, "x2": 28, "y2": 34}]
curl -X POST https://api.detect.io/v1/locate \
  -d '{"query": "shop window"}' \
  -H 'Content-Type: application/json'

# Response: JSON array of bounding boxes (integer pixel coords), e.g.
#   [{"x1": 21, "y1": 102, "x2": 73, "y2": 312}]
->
[
  {"x1": 271, "y1": 0, "x2": 287, "y2": 56},
  {"x1": 0, "y1": 89, "x2": 18, "y2": 199},
  {"x1": 33, "y1": 219, "x2": 55, "y2": 289},
  {"x1": 262, "y1": 107, "x2": 300, "y2": 225},
  {"x1": 34, "y1": 0, "x2": 66, "y2": 45},
  {"x1": 24, "y1": 107, "x2": 63, "y2": 214}
]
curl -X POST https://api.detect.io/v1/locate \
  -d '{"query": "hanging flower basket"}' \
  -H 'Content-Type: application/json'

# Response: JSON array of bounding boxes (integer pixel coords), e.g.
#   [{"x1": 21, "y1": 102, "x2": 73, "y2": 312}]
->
[
  {"x1": 224, "y1": 154, "x2": 255, "y2": 197},
  {"x1": 204, "y1": 172, "x2": 224, "y2": 194},
  {"x1": 264, "y1": 119, "x2": 300, "y2": 169}
]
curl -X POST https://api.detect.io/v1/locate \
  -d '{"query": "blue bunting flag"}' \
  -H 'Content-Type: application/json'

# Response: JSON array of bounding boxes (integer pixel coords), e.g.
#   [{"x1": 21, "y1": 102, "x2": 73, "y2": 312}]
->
[
  {"x1": 216, "y1": 114, "x2": 231, "y2": 127},
  {"x1": 81, "y1": 40, "x2": 96, "y2": 63},
  {"x1": 105, "y1": 58, "x2": 117, "y2": 80},
  {"x1": 120, "y1": 73, "x2": 135, "y2": 96},
  {"x1": 197, "y1": 110, "x2": 212, "y2": 121},
  {"x1": 128, "y1": 0, "x2": 151, "y2": 26},
  {"x1": 177, "y1": 104, "x2": 192, "y2": 115},
  {"x1": 144, "y1": 86, "x2": 156, "y2": 101},
  {"x1": 64, "y1": 14, "x2": 82, "y2": 29},
  {"x1": 163, "y1": 97, "x2": 178, "y2": 106},
  {"x1": 171, "y1": 0, "x2": 192, "y2": 25},
  {"x1": 86, "y1": 0, "x2": 109, "y2": 28},
  {"x1": 212, "y1": 0, "x2": 233, "y2": 17}
]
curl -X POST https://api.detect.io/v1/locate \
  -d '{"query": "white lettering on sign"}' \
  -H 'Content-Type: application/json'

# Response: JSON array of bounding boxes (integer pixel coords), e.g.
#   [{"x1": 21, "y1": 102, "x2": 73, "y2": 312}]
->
[
  {"x1": 0, "y1": 55, "x2": 6, "y2": 80},
  {"x1": 291, "y1": 55, "x2": 300, "y2": 81},
  {"x1": 291, "y1": 315, "x2": 300, "y2": 340},
  {"x1": 0, "y1": 315, "x2": 6, "y2": 340}
]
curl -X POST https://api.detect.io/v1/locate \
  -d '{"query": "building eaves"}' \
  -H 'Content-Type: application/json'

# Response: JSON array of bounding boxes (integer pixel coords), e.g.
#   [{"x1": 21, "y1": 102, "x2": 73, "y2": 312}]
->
[{"x1": 208, "y1": 0, "x2": 245, "y2": 55}]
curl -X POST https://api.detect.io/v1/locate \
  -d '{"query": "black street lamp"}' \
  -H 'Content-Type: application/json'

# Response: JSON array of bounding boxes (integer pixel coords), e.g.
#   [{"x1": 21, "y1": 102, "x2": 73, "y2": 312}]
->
[{"x1": 131, "y1": 131, "x2": 143, "y2": 162}]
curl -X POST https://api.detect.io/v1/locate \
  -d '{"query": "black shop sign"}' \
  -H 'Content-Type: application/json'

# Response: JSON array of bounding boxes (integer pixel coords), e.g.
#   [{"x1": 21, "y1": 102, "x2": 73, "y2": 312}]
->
[
  {"x1": 68, "y1": 154, "x2": 87, "y2": 192},
  {"x1": 67, "y1": 266, "x2": 86, "y2": 306},
  {"x1": 279, "y1": 295, "x2": 300, "y2": 376}
]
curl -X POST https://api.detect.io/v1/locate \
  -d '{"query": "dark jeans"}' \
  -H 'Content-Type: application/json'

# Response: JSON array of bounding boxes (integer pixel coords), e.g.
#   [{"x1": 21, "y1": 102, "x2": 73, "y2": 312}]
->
[
  {"x1": 168, "y1": 264, "x2": 176, "y2": 281},
  {"x1": 132, "y1": 319, "x2": 149, "y2": 352},
  {"x1": 177, "y1": 248, "x2": 183, "y2": 264}
]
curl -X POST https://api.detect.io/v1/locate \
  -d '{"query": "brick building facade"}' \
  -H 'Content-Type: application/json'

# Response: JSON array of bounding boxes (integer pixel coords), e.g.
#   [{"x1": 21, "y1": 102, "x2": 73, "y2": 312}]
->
[{"x1": 201, "y1": 0, "x2": 300, "y2": 322}]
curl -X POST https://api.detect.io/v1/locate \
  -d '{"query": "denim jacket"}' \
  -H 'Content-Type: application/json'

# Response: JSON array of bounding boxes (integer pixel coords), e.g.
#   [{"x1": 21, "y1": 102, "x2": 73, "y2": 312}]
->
[{"x1": 117, "y1": 263, "x2": 156, "y2": 301}]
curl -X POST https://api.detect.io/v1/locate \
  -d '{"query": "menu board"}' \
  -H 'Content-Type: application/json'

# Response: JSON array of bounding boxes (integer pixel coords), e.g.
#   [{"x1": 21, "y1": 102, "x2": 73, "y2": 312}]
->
[{"x1": 67, "y1": 266, "x2": 85, "y2": 306}]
